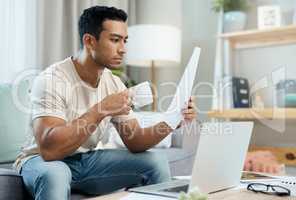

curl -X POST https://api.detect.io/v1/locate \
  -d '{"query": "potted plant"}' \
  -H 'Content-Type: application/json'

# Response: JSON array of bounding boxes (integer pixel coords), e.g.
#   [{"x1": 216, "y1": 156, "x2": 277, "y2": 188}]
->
[
  {"x1": 212, "y1": 0, "x2": 249, "y2": 32},
  {"x1": 111, "y1": 68, "x2": 137, "y2": 88}
]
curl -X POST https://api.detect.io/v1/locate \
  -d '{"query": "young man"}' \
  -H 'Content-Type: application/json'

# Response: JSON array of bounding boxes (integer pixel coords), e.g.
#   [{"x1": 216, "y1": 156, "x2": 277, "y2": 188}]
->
[
  {"x1": 14, "y1": 6, "x2": 197, "y2": 200},
  {"x1": 14, "y1": 5, "x2": 283, "y2": 200}
]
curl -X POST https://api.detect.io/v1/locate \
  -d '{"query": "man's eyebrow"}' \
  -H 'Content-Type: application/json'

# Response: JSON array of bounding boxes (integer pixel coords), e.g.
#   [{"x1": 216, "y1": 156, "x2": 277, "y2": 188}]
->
[{"x1": 109, "y1": 33, "x2": 128, "y2": 39}]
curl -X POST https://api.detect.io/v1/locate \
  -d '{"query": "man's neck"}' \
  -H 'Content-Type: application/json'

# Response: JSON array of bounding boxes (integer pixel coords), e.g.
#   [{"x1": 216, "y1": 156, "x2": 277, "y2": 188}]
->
[{"x1": 72, "y1": 50, "x2": 104, "y2": 88}]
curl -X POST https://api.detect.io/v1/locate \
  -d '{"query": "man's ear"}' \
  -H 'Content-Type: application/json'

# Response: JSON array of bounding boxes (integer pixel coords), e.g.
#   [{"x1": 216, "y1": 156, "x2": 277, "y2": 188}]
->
[{"x1": 82, "y1": 33, "x2": 96, "y2": 50}]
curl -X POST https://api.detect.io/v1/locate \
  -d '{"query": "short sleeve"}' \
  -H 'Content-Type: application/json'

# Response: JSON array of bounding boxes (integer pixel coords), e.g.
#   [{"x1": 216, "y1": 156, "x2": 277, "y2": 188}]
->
[
  {"x1": 110, "y1": 76, "x2": 136, "y2": 123},
  {"x1": 30, "y1": 74, "x2": 68, "y2": 121}
]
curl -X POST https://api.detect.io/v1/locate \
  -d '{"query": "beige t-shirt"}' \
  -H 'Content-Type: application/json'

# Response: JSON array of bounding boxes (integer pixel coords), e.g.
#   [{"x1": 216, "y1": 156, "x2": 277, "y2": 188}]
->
[{"x1": 14, "y1": 57, "x2": 135, "y2": 172}]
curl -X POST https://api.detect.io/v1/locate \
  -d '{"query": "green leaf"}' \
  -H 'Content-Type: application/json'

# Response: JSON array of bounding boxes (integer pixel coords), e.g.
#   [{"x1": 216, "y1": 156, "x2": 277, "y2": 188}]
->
[{"x1": 212, "y1": 0, "x2": 249, "y2": 12}]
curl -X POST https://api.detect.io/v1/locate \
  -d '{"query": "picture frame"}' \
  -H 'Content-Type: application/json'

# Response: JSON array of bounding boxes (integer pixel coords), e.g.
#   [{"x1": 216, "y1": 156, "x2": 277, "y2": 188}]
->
[{"x1": 258, "y1": 5, "x2": 281, "y2": 29}]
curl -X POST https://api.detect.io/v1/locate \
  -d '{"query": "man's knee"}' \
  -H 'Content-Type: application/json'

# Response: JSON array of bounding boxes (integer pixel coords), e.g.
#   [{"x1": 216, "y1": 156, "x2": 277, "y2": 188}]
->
[
  {"x1": 32, "y1": 162, "x2": 72, "y2": 199},
  {"x1": 36, "y1": 162, "x2": 72, "y2": 187},
  {"x1": 22, "y1": 159, "x2": 72, "y2": 199}
]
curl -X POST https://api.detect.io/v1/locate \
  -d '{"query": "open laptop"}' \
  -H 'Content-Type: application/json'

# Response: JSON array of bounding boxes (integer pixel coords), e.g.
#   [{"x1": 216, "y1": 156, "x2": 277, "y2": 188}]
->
[{"x1": 129, "y1": 121, "x2": 254, "y2": 198}]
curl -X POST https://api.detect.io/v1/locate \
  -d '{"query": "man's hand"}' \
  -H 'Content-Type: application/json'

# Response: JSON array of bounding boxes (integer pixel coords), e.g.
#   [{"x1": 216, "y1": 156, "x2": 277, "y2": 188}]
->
[
  {"x1": 177, "y1": 97, "x2": 197, "y2": 128},
  {"x1": 98, "y1": 90, "x2": 132, "y2": 117},
  {"x1": 244, "y1": 151, "x2": 285, "y2": 175}
]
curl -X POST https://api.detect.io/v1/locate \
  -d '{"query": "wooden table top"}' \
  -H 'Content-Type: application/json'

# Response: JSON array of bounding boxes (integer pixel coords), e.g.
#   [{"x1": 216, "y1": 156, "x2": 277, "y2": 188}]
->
[{"x1": 85, "y1": 189, "x2": 296, "y2": 200}]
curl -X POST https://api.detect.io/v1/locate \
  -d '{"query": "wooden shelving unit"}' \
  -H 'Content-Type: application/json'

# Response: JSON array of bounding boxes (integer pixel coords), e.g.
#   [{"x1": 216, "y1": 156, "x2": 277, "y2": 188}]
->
[
  {"x1": 207, "y1": 108, "x2": 296, "y2": 120},
  {"x1": 220, "y1": 25, "x2": 296, "y2": 49},
  {"x1": 214, "y1": 26, "x2": 296, "y2": 120},
  {"x1": 213, "y1": 24, "x2": 296, "y2": 167}
]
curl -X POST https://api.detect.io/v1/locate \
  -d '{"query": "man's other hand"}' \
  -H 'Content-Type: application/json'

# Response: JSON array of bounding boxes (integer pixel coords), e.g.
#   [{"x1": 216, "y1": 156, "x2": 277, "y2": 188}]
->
[
  {"x1": 99, "y1": 90, "x2": 132, "y2": 117},
  {"x1": 177, "y1": 97, "x2": 197, "y2": 129}
]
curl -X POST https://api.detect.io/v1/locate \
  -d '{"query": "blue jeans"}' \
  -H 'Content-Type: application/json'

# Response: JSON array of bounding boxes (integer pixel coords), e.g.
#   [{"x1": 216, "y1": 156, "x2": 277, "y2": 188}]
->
[{"x1": 21, "y1": 149, "x2": 171, "y2": 200}]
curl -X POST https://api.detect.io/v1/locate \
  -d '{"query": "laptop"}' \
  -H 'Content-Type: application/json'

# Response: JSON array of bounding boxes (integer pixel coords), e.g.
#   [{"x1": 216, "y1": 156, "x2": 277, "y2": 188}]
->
[{"x1": 129, "y1": 121, "x2": 254, "y2": 198}]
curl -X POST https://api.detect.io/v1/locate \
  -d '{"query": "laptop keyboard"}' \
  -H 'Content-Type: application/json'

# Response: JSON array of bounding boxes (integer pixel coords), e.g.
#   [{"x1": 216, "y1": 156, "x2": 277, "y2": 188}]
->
[{"x1": 162, "y1": 184, "x2": 189, "y2": 193}]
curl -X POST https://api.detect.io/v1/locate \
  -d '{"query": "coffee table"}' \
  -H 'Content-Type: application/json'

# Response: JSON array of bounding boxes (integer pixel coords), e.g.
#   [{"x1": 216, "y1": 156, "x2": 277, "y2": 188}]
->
[{"x1": 85, "y1": 189, "x2": 295, "y2": 200}]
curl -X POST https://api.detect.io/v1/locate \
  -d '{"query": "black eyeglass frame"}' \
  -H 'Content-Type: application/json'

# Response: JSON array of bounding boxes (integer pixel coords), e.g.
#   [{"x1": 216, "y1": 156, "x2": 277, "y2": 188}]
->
[{"x1": 247, "y1": 183, "x2": 291, "y2": 197}]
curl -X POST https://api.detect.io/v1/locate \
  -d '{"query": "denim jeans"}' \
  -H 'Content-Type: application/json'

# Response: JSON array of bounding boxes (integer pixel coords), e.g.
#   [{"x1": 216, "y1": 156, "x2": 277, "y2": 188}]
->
[{"x1": 21, "y1": 149, "x2": 171, "y2": 200}]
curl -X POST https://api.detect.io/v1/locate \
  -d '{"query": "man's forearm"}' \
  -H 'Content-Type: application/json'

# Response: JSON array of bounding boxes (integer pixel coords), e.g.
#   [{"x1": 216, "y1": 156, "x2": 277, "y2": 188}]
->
[
  {"x1": 39, "y1": 104, "x2": 105, "y2": 160},
  {"x1": 118, "y1": 121, "x2": 173, "y2": 153}
]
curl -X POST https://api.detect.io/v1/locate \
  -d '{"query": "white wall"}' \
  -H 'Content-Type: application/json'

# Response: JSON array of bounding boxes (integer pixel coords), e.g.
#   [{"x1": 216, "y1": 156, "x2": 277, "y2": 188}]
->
[
  {"x1": 129, "y1": 0, "x2": 218, "y2": 115},
  {"x1": 128, "y1": 0, "x2": 183, "y2": 111},
  {"x1": 135, "y1": 0, "x2": 182, "y2": 28},
  {"x1": 182, "y1": 0, "x2": 218, "y2": 119}
]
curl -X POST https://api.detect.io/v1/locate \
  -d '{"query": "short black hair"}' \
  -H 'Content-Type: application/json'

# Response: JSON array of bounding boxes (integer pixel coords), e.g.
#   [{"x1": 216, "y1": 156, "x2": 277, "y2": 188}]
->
[{"x1": 78, "y1": 6, "x2": 128, "y2": 48}]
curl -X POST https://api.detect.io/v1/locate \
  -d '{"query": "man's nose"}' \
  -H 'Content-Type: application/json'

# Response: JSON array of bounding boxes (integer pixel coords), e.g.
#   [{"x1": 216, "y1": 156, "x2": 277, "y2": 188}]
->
[{"x1": 118, "y1": 42, "x2": 126, "y2": 55}]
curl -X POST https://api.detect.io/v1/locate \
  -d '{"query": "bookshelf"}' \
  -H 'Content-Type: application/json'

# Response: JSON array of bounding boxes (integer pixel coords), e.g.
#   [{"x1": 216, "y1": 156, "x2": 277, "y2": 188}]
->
[
  {"x1": 207, "y1": 108, "x2": 296, "y2": 120},
  {"x1": 219, "y1": 25, "x2": 296, "y2": 49},
  {"x1": 212, "y1": 21, "x2": 296, "y2": 167}
]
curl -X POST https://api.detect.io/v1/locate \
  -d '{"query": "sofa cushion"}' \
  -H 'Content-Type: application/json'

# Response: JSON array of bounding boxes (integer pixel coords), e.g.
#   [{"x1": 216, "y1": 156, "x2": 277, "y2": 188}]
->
[
  {"x1": 150, "y1": 148, "x2": 194, "y2": 163},
  {"x1": 0, "y1": 162, "x2": 13, "y2": 169},
  {"x1": 0, "y1": 81, "x2": 31, "y2": 162},
  {"x1": 0, "y1": 168, "x2": 25, "y2": 200},
  {"x1": 149, "y1": 148, "x2": 195, "y2": 176},
  {"x1": 0, "y1": 168, "x2": 93, "y2": 200}
]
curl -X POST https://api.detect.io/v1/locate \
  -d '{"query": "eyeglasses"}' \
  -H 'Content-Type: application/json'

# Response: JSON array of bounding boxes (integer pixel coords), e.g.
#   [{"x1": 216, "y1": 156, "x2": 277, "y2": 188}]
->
[{"x1": 247, "y1": 183, "x2": 291, "y2": 196}]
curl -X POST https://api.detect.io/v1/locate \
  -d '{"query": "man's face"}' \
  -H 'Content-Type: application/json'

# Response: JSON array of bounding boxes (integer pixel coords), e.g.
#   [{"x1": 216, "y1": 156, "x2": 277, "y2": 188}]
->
[{"x1": 89, "y1": 20, "x2": 128, "y2": 69}]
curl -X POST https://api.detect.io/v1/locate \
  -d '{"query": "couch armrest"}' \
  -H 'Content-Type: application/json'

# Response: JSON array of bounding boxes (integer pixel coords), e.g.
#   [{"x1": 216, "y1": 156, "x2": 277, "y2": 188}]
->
[{"x1": 171, "y1": 119, "x2": 201, "y2": 153}]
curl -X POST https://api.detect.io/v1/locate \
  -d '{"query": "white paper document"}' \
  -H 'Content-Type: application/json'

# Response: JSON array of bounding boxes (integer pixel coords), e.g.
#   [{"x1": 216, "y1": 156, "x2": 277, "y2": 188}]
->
[
  {"x1": 120, "y1": 192, "x2": 175, "y2": 200},
  {"x1": 128, "y1": 47, "x2": 201, "y2": 129},
  {"x1": 162, "y1": 47, "x2": 201, "y2": 129}
]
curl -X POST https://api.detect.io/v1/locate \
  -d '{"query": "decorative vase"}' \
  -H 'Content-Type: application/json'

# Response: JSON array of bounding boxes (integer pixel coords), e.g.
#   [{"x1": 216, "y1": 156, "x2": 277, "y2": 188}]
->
[{"x1": 223, "y1": 11, "x2": 247, "y2": 33}]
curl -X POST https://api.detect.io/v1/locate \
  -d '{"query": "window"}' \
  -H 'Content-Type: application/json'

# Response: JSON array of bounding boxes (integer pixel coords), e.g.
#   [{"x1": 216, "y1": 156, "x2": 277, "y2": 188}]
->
[{"x1": 0, "y1": 0, "x2": 37, "y2": 83}]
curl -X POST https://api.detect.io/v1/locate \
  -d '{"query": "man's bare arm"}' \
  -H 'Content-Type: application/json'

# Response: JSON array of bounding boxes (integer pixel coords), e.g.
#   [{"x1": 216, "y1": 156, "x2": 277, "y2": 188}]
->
[
  {"x1": 114, "y1": 97, "x2": 197, "y2": 153},
  {"x1": 113, "y1": 119, "x2": 173, "y2": 153},
  {"x1": 34, "y1": 90, "x2": 131, "y2": 161},
  {"x1": 33, "y1": 104, "x2": 105, "y2": 161}
]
